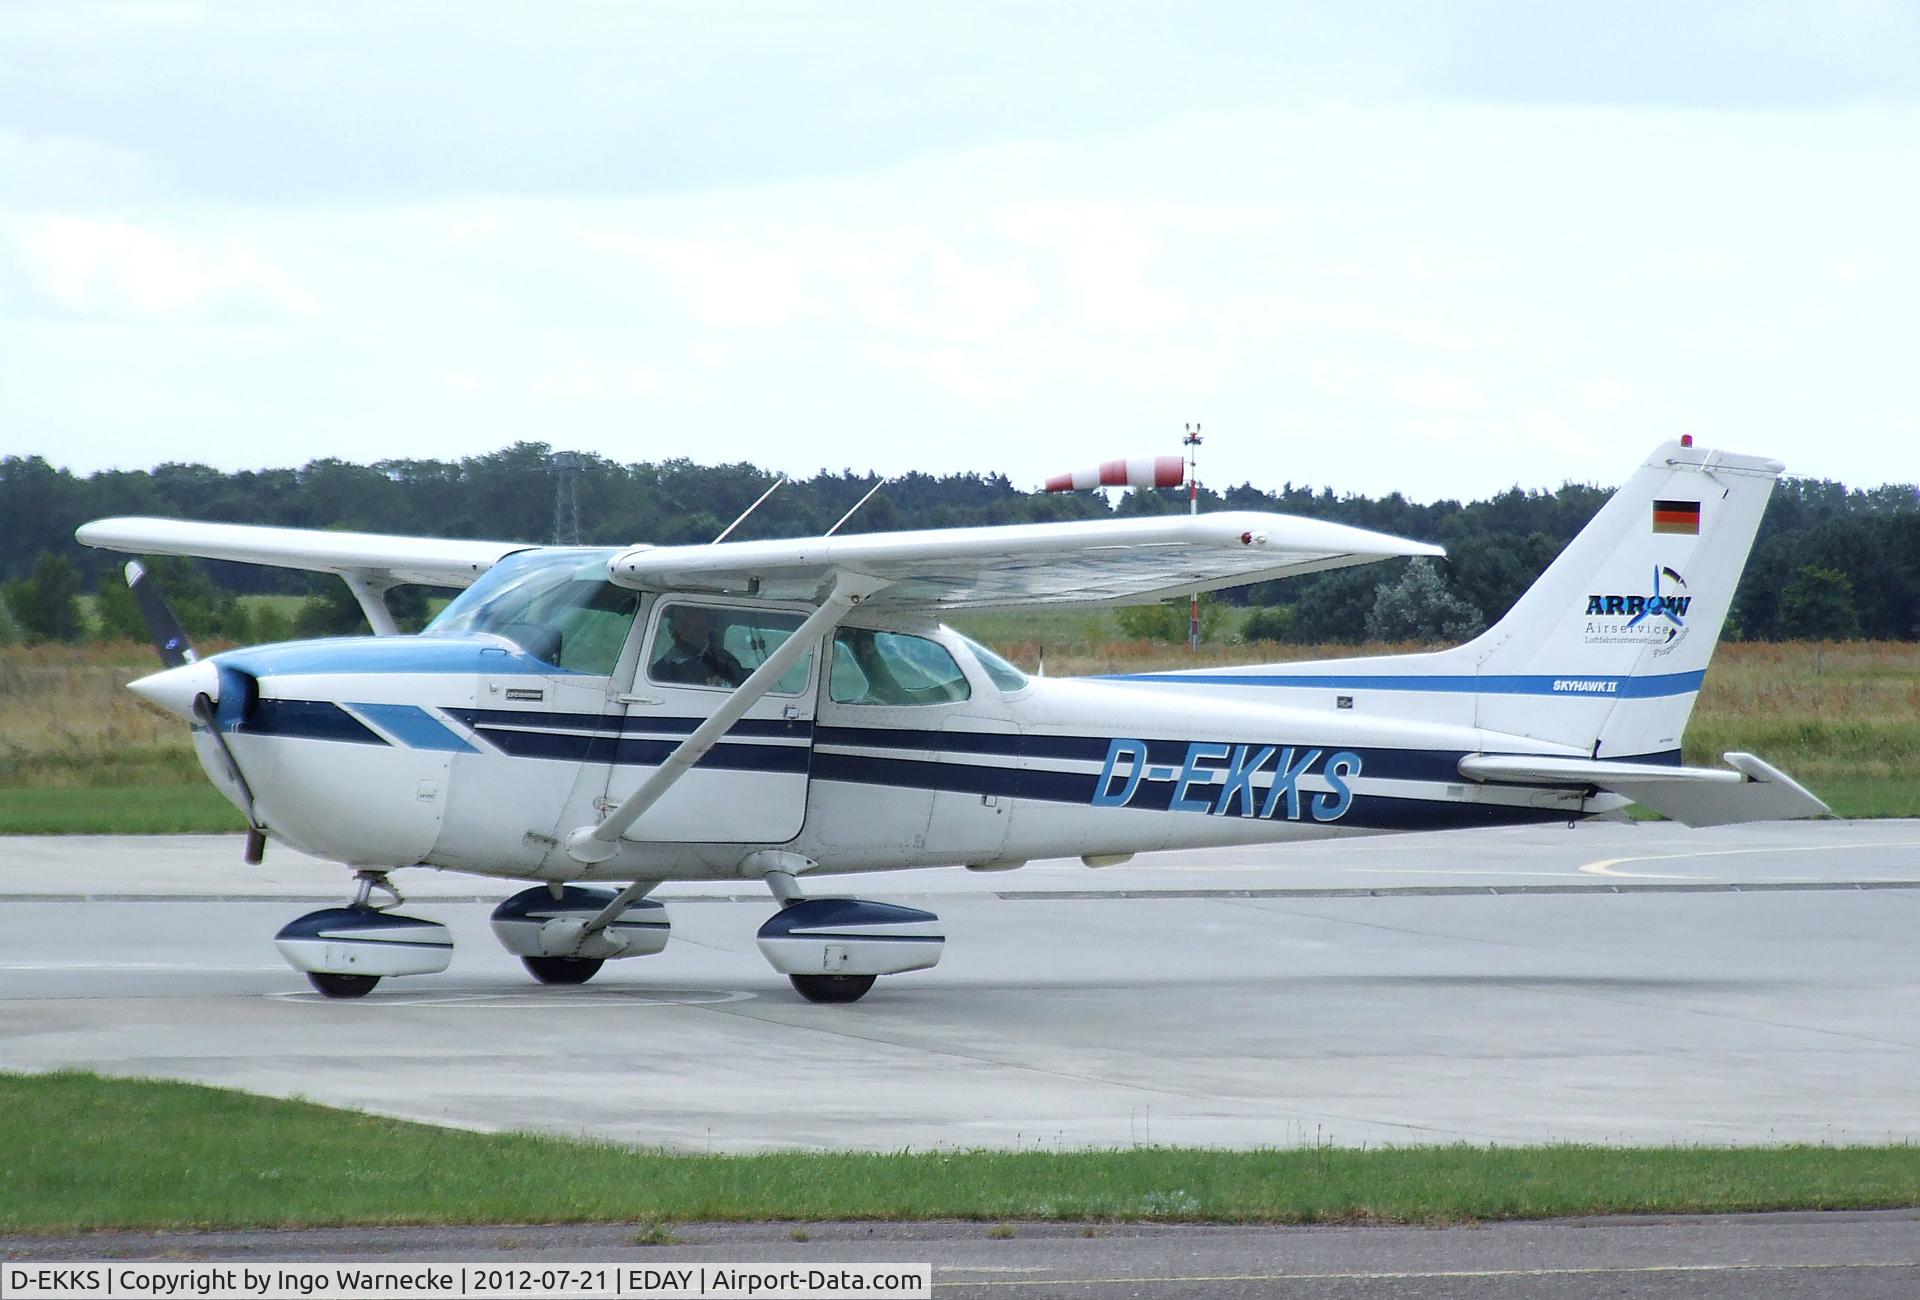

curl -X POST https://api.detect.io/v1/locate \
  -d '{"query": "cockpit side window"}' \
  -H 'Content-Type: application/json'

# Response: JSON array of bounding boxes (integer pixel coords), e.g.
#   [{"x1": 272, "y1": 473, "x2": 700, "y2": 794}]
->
[
  {"x1": 646, "y1": 604, "x2": 813, "y2": 694},
  {"x1": 829, "y1": 629, "x2": 972, "y2": 706},
  {"x1": 423, "y1": 549, "x2": 640, "y2": 676}
]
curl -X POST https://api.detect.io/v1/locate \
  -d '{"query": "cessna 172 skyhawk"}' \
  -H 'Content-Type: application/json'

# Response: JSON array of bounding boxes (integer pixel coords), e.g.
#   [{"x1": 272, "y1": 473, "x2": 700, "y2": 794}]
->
[{"x1": 77, "y1": 439, "x2": 1826, "y2": 1002}]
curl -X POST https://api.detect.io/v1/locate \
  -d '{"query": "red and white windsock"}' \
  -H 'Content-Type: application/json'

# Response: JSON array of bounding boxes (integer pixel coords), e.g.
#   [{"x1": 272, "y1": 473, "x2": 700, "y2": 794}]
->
[{"x1": 1044, "y1": 455, "x2": 1185, "y2": 493}]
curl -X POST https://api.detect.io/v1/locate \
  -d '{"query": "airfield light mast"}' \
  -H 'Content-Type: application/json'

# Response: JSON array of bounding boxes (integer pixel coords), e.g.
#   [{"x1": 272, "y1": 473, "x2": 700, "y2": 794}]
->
[
  {"x1": 1184, "y1": 422, "x2": 1202, "y2": 650},
  {"x1": 551, "y1": 451, "x2": 584, "y2": 546}
]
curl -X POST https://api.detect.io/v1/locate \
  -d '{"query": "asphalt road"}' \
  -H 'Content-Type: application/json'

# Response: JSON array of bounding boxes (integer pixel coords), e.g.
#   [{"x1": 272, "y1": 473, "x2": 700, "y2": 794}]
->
[{"x1": 7, "y1": 1211, "x2": 1919, "y2": 1299}]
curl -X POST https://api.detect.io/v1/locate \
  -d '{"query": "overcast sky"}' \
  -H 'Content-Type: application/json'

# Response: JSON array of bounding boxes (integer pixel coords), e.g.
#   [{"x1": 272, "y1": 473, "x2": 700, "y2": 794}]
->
[{"x1": 2, "y1": 1, "x2": 1915, "y2": 502}]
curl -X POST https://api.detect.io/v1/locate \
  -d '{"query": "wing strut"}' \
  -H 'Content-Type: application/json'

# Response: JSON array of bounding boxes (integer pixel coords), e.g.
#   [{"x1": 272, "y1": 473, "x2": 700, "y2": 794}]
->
[
  {"x1": 342, "y1": 573, "x2": 402, "y2": 636},
  {"x1": 562, "y1": 572, "x2": 884, "y2": 864}
]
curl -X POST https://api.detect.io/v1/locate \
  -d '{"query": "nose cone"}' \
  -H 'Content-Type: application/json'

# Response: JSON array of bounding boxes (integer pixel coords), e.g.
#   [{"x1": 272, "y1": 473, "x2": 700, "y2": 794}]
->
[{"x1": 128, "y1": 659, "x2": 222, "y2": 723}]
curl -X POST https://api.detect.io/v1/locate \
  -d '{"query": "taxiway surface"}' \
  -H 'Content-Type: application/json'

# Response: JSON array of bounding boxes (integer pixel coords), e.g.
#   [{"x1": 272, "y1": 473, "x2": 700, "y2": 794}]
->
[{"x1": 3, "y1": 821, "x2": 1917, "y2": 1150}]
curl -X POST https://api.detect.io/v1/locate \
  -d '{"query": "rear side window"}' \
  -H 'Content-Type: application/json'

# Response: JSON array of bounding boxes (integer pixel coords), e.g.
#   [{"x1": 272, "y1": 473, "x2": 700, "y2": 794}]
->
[
  {"x1": 958, "y1": 633, "x2": 1030, "y2": 692},
  {"x1": 647, "y1": 604, "x2": 813, "y2": 694},
  {"x1": 830, "y1": 629, "x2": 972, "y2": 706}
]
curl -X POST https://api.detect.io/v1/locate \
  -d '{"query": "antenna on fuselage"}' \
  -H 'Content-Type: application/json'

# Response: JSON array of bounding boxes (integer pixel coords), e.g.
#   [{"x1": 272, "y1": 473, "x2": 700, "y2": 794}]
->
[
  {"x1": 824, "y1": 479, "x2": 887, "y2": 537},
  {"x1": 713, "y1": 477, "x2": 788, "y2": 543}
]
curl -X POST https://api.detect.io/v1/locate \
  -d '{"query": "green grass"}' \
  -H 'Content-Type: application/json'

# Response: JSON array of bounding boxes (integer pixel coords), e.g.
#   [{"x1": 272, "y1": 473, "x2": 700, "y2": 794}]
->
[
  {"x1": 950, "y1": 609, "x2": 1120, "y2": 652},
  {"x1": 0, "y1": 784, "x2": 245, "y2": 835},
  {"x1": 1793, "y1": 776, "x2": 1920, "y2": 820},
  {"x1": 4, "y1": 1072, "x2": 1919, "y2": 1232}
]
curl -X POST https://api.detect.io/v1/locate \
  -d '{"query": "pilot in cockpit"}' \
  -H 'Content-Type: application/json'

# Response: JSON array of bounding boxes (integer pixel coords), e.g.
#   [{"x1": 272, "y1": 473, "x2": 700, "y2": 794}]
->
[{"x1": 651, "y1": 605, "x2": 749, "y2": 688}]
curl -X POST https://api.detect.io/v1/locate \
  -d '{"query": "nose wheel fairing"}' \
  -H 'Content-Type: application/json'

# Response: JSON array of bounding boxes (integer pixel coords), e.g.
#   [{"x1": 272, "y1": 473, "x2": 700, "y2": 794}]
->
[{"x1": 274, "y1": 906, "x2": 455, "y2": 990}]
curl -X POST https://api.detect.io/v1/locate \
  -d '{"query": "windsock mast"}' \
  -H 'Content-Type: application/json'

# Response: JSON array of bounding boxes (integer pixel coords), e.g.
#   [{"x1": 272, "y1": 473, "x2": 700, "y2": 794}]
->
[{"x1": 1043, "y1": 423, "x2": 1210, "y2": 649}]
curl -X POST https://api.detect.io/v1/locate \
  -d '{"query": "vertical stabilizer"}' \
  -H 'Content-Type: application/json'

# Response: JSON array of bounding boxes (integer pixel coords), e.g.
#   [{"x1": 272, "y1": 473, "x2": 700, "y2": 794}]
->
[{"x1": 1457, "y1": 440, "x2": 1782, "y2": 758}]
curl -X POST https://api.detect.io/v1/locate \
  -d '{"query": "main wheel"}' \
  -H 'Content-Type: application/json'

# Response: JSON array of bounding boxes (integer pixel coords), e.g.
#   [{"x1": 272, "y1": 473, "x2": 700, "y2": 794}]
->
[
  {"x1": 308, "y1": 971, "x2": 379, "y2": 999},
  {"x1": 789, "y1": 973, "x2": 876, "y2": 1003},
  {"x1": 523, "y1": 956, "x2": 605, "y2": 985}
]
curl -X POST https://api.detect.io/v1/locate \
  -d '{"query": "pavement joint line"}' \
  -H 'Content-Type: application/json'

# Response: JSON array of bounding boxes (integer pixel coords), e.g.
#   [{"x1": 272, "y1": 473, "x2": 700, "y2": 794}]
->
[{"x1": 8, "y1": 880, "x2": 1920, "y2": 904}]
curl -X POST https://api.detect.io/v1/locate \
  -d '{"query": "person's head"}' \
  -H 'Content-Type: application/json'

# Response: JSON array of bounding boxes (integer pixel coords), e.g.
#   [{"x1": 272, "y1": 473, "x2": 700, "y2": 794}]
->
[{"x1": 666, "y1": 605, "x2": 712, "y2": 652}]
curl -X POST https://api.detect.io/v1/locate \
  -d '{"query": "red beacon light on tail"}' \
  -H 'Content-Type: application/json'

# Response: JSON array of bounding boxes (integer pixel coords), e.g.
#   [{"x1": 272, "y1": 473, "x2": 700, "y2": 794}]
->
[{"x1": 1044, "y1": 456, "x2": 1186, "y2": 492}]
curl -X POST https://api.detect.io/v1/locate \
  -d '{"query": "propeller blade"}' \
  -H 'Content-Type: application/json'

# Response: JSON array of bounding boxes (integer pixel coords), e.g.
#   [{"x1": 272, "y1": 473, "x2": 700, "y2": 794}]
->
[{"x1": 125, "y1": 560, "x2": 197, "y2": 668}]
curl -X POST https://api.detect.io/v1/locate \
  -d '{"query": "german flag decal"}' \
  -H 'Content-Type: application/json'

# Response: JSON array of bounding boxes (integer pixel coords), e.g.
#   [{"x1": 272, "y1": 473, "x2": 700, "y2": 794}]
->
[{"x1": 1652, "y1": 499, "x2": 1701, "y2": 534}]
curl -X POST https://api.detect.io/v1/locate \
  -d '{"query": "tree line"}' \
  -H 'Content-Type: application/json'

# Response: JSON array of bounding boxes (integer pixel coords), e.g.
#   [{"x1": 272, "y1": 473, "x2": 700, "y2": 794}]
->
[{"x1": 2, "y1": 444, "x2": 1915, "y2": 646}]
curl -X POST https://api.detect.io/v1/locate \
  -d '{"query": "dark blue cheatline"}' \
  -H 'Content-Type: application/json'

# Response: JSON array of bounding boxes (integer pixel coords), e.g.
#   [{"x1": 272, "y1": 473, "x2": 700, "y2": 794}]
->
[
  {"x1": 239, "y1": 699, "x2": 387, "y2": 746},
  {"x1": 811, "y1": 750, "x2": 1573, "y2": 832}
]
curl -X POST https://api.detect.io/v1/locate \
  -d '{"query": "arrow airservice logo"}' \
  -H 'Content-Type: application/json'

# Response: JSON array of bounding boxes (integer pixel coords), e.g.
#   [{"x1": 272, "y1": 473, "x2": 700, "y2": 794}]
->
[{"x1": 1584, "y1": 565, "x2": 1693, "y2": 646}]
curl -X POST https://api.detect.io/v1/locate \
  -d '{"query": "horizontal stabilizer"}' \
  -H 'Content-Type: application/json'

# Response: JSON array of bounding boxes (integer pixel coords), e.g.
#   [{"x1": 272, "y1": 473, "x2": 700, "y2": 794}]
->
[{"x1": 1458, "y1": 751, "x2": 1830, "y2": 827}]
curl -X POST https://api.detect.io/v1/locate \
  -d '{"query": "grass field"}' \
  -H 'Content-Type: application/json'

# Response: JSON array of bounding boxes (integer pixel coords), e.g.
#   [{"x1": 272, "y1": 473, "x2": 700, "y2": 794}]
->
[
  {"x1": 5, "y1": 1072, "x2": 1918, "y2": 1232},
  {"x1": 2, "y1": 635, "x2": 1914, "y2": 832}
]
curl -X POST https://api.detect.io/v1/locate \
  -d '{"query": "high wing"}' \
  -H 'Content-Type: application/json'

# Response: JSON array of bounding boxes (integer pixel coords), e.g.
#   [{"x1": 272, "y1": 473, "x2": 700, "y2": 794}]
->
[
  {"x1": 74, "y1": 517, "x2": 529, "y2": 590},
  {"x1": 608, "y1": 511, "x2": 1442, "y2": 610},
  {"x1": 78, "y1": 510, "x2": 1441, "y2": 611}
]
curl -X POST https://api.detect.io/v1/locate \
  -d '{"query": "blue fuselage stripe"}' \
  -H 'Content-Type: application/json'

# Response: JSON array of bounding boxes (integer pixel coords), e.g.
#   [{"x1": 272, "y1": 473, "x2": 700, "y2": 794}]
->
[
  {"x1": 1103, "y1": 670, "x2": 1707, "y2": 698},
  {"x1": 348, "y1": 702, "x2": 479, "y2": 753}
]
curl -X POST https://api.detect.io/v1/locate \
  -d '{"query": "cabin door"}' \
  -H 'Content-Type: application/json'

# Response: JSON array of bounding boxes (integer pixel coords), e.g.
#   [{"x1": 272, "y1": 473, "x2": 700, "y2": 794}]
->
[{"x1": 598, "y1": 598, "x2": 818, "y2": 844}]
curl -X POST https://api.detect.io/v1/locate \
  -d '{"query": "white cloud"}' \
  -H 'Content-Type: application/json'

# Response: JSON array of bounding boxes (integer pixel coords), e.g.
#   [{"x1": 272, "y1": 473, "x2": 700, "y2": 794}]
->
[
  {"x1": 1393, "y1": 371, "x2": 1485, "y2": 415},
  {"x1": 1000, "y1": 202, "x2": 1184, "y2": 333},
  {"x1": 2, "y1": 98, "x2": 1916, "y2": 499},
  {"x1": 6, "y1": 216, "x2": 314, "y2": 320},
  {"x1": 634, "y1": 239, "x2": 806, "y2": 329}
]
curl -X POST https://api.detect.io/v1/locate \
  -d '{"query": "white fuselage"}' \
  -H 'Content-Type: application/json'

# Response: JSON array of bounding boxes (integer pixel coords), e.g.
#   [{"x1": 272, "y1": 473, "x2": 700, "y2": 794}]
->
[{"x1": 189, "y1": 616, "x2": 1603, "y2": 887}]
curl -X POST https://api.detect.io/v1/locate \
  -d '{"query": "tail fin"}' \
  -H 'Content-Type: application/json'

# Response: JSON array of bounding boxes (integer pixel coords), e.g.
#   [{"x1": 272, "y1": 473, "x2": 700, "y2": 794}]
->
[{"x1": 1452, "y1": 440, "x2": 1781, "y2": 759}]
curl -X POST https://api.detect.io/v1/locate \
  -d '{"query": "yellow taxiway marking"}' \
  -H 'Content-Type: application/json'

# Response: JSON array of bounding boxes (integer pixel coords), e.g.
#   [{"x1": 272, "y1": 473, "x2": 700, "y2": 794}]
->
[{"x1": 1579, "y1": 839, "x2": 1920, "y2": 880}]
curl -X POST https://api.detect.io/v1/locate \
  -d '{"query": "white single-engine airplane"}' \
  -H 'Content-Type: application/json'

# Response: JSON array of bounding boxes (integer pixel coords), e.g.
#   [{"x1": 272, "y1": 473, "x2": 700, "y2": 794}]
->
[{"x1": 77, "y1": 439, "x2": 1827, "y2": 1002}]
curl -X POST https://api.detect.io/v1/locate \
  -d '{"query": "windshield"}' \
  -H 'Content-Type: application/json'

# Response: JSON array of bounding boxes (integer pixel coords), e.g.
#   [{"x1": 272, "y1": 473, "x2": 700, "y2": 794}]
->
[{"x1": 424, "y1": 549, "x2": 640, "y2": 675}]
